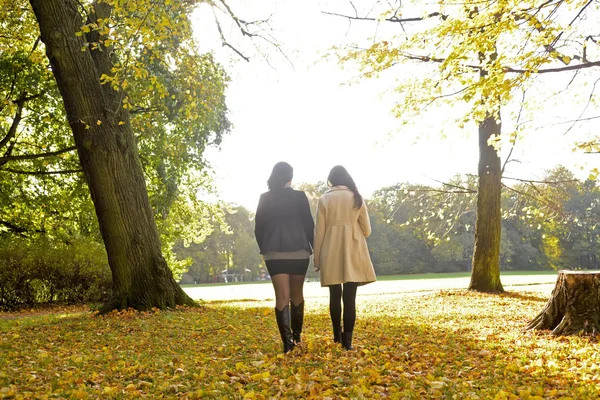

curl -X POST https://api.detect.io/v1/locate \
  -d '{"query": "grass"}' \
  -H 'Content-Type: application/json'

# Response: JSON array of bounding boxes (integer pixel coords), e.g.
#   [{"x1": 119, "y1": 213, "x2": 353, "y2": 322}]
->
[
  {"x1": 1, "y1": 289, "x2": 599, "y2": 399},
  {"x1": 181, "y1": 270, "x2": 558, "y2": 288},
  {"x1": 377, "y1": 270, "x2": 558, "y2": 281}
]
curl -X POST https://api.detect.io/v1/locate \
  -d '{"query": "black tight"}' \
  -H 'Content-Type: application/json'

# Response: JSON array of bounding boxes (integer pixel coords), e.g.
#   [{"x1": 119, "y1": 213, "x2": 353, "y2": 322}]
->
[
  {"x1": 328, "y1": 282, "x2": 358, "y2": 333},
  {"x1": 271, "y1": 274, "x2": 306, "y2": 310}
]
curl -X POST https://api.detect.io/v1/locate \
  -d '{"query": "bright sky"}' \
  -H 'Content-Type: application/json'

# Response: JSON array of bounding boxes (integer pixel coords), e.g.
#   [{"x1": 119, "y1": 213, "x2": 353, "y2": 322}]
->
[{"x1": 193, "y1": 1, "x2": 597, "y2": 212}]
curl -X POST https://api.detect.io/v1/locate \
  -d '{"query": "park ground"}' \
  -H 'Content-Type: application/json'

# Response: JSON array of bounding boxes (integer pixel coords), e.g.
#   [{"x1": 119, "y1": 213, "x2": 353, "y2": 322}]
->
[
  {"x1": 2, "y1": 272, "x2": 600, "y2": 399},
  {"x1": 182, "y1": 271, "x2": 559, "y2": 302}
]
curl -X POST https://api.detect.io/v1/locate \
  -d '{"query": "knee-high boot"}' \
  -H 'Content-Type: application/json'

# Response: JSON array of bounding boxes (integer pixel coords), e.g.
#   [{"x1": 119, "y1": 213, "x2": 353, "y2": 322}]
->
[
  {"x1": 275, "y1": 305, "x2": 295, "y2": 353},
  {"x1": 290, "y1": 301, "x2": 304, "y2": 344}
]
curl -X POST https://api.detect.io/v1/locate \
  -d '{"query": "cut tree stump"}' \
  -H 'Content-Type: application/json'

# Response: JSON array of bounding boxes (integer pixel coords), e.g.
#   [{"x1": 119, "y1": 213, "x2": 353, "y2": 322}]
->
[{"x1": 526, "y1": 270, "x2": 600, "y2": 336}]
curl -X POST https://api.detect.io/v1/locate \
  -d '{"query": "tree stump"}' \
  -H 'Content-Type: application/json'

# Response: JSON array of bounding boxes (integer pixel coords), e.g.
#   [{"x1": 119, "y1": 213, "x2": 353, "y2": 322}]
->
[{"x1": 526, "y1": 270, "x2": 600, "y2": 336}]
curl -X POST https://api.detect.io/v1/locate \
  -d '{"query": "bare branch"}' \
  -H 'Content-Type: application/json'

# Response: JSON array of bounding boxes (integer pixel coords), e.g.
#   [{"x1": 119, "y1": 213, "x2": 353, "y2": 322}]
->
[
  {"x1": 212, "y1": 7, "x2": 250, "y2": 62},
  {"x1": 549, "y1": 0, "x2": 594, "y2": 50},
  {"x1": 503, "y1": 89, "x2": 526, "y2": 174},
  {"x1": 554, "y1": 115, "x2": 600, "y2": 125},
  {"x1": 563, "y1": 77, "x2": 600, "y2": 136},
  {"x1": 349, "y1": 1, "x2": 359, "y2": 18},
  {"x1": 321, "y1": 10, "x2": 446, "y2": 24},
  {"x1": 425, "y1": 176, "x2": 477, "y2": 194},
  {"x1": 502, "y1": 176, "x2": 578, "y2": 185}
]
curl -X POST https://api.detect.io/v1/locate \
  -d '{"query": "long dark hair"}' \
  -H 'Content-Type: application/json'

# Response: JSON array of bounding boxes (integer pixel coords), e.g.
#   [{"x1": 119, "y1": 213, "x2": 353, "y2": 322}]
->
[
  {"x1": 327, "y1": 165, "x2": 363, "y2": 209},
  {"x1": 267, "y1": 162, "x2": 293, "y2": 190}
]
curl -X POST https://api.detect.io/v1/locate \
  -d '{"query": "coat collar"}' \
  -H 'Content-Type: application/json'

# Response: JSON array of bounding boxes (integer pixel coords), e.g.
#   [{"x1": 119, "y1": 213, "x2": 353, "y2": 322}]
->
[{"x1": 327, "y1": 185, "x2": 351, "y2": 193}]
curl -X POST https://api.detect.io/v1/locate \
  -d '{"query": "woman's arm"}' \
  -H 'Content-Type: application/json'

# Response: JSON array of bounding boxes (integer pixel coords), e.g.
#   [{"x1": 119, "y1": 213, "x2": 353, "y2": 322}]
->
[
  {"x1": 313, "y1": 198, "x2": 326, "y2": 271},
  {"x1": 299, "y1": 192, "x2": 315, "y2": 249},
  {"x1": 254, "y1": 194, "x2": 267, "y2": 252},
  {"x1": 358, "y1": 202, "x2": 372, "y2": 237}
]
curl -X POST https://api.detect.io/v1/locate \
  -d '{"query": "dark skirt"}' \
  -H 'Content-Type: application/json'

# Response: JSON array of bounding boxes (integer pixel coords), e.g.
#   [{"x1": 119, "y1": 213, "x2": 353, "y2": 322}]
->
[{"x1": 265, "y1": 259, "x2": 309, "y2": 276}]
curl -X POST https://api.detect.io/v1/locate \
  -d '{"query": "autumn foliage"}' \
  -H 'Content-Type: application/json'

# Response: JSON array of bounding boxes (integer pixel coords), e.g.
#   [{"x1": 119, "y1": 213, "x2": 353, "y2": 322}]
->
[{"x1": 1, "y1": 292, "x2": 599, "y2": 399}]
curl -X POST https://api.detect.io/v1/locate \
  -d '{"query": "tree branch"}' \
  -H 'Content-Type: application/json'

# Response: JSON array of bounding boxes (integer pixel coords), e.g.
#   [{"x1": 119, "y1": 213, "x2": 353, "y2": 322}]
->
[
  {"x1": 211, "y1": 5, "x2": 249, "y2": 62},
  {"x1": 503, "y1": 89, "x2": 526, "y2": 174},
  {"x1": 0, "y1": 220, "x2": 27, "y2": 235},
  {"x1": 0, "y1": 219, "x2": 45, "y2": 235},
  {"x1": 506, "y1": 60, "x2": 600, "y2": 74},
  {"x1": 563, "y1": 77, "x2": 600, "y2": 136},
  {"x1": 501, "y1": 183, "x2": 563, "y2": 216},
  {"x1": 502, "y1": 176, "x2": 578, "y2": 185},
  {"x1": 321, "y1": 10, "x2": 447, "y2": 23},
  {"x1": 0, "y1": 102, "x2": 24, "y2": 151},
  {"x1": 0, "y1": 146, "x2": 77, "y2": 163},
  {"x1": 0, "y1": 167, "x2": 83, "y2": 175}
]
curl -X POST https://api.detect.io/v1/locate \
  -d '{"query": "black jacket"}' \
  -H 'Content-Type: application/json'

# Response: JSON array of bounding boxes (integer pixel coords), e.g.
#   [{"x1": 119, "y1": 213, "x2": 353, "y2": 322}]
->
[{"x1": 254, "y1": 188, "x2": 314, "y2": 254}]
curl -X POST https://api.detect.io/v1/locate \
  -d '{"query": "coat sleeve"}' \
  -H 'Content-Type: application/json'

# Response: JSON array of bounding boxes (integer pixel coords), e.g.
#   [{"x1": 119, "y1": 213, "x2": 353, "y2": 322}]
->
[
  {"x1": 358, "y1": 202, "x2": 372, "y2": 238},
  {"x1": 299, "y1": 192, "x2": 315, "y2": 249},
  {"x1": 313, "y1": 197, "x2": 326, "y2": 267},
  {"x1": 254, "y1": 194, "x2": 267, "y2": 252}
]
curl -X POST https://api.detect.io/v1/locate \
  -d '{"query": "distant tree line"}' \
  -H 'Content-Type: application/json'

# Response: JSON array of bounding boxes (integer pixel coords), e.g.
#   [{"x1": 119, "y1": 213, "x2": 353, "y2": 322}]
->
[{"x1": 177, "y1": 165, "x2": 598, "y2": 283}]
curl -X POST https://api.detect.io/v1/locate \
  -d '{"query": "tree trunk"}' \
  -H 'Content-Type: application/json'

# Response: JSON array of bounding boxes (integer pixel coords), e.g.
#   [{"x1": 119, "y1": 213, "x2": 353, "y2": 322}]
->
[
  {"x1": 526, "y1": 270, "x2": 600, "y2": 336},
  {"x1": 468, "y1": 113, "x2": 504, "y2": 293},
  {"x1": 29, "y1": 0, "x2": 195, "y2": 311}
]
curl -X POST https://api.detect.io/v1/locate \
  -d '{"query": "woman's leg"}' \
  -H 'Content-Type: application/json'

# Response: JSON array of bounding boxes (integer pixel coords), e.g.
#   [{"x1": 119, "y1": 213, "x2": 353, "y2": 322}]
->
[
  {"x1": 329, "y1": 284, "x2": 342, "y2": 342},
  {"x1": 342, "y1": 282, "x2": 358, "y2": 333},
  {"x1": 271, "y1": 274, "x2": 294, "y2": 352},
  {"x1": 271, "y1": 274, "x2": 290, "y2": 310},
  {"x1": 289, "y1": 274, "x2": 305, "y2": 307},
  {"x1": 341, "y1": 282, "x2": 358, "y2": 350},
  {"x1": 289, "y1": 274, "x2": 306, "y2": 343}
]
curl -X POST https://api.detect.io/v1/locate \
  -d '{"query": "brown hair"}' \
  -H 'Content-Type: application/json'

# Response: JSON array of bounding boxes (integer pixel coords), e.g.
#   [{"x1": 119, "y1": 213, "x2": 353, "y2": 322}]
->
[{"x1": 327, "y1": 165, "x2": 362, "y2": 209}]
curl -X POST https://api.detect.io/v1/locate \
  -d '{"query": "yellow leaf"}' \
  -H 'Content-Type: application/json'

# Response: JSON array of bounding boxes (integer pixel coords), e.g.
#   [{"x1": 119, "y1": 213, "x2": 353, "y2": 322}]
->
[
  {"x1": 96, "y1": 120, "x2": 102, "y2": 125},
  {"x1": 429, "y1": 381, "x2": 444, "y2": 389}
]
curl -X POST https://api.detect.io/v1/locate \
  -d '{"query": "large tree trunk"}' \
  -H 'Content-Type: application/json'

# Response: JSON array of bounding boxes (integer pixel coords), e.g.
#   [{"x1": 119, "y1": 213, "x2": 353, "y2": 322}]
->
[
  {"x1": 29, "y1": 0, "x2": 194, "y2": 311},
  {"x1": 468, "y1": 113, "x2": 504, "y2": 293},
  {"x1": 526, "y1": 271, "x2": 600, "y2": 336}
]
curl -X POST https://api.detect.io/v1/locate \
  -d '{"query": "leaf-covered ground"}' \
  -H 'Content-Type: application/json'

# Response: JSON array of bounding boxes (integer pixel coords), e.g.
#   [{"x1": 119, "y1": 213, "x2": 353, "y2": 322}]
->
[{"x1": 1, "y1": 291, "x2": 599, "y2": 399}]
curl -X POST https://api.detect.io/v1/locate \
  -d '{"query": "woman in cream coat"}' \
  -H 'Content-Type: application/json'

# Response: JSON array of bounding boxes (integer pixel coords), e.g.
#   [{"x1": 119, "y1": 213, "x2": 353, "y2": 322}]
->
[{"x1": 314, "y1": 165, "x2": 376, "y2": 350}]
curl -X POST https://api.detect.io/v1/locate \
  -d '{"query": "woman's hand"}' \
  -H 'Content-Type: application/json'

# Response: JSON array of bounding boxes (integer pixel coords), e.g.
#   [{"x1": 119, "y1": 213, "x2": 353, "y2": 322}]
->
[{"x1": 314, "y1": 265, "x2": 320, "y2": 272}]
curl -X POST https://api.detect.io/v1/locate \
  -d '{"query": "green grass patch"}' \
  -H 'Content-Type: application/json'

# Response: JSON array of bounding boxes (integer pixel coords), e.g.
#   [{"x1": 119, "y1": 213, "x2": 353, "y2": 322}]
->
[{"x1": 378, "y1": 270, "x2": 557, "y2": 281}]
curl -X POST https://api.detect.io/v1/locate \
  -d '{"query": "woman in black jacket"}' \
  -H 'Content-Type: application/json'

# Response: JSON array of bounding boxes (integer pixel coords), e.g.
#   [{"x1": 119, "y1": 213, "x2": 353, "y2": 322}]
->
[{"x1": 254, "y1": 162, "x2": 314, "y2": 353}]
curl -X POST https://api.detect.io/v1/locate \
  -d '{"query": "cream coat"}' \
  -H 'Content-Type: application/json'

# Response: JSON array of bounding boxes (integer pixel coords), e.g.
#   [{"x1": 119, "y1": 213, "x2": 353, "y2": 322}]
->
[{"x1": 314, "y1": 186, "x2": 376, "y2": 287}]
